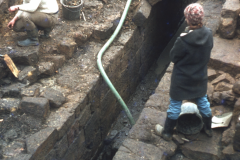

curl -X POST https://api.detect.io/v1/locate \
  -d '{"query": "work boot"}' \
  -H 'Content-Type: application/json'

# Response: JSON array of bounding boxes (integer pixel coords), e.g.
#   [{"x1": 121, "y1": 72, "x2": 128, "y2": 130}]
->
[
  {"x1": 161, "y1": 117, "x2": 177, "y2": 141},
  {"x1": 39, "y1": 27, "x2": 52, "y2": 39},
  {"x1": 202, "y1": 116, "x2": 213, "y2": 137},
  {"x1": 18, "y1": 28, "x2": 39, "y2": 47}
]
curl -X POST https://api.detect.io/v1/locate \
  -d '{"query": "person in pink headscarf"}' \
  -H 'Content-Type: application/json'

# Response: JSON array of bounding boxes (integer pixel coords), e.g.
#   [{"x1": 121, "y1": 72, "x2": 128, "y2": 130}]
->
[{"x1": 159, "y1": 3, "x2": 213, "y2": 141}]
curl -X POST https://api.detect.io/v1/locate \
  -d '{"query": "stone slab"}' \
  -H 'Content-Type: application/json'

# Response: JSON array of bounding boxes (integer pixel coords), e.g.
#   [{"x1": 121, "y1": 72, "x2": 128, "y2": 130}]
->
[
  {"x1": 181, "y1": 130, "x2": 222, "y2": 160},
  {"x1": 113, "y1": 138, "x2": 166, "y2": 160},
  {"x1": 128, "y1": 108, "x2": 177, "y2": 158},
  {"x1": 209, "y1": 37, "x2": 240, "y2": 76},
  {"x1": 145, "y1": 72, "x2": 171, "y2": 112}
]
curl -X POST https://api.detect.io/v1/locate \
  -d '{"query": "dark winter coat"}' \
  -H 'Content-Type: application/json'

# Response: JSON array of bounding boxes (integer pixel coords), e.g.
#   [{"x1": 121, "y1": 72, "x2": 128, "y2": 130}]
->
[{"x1": 169, "y1": 26, "x2": 213, "y2": 100}]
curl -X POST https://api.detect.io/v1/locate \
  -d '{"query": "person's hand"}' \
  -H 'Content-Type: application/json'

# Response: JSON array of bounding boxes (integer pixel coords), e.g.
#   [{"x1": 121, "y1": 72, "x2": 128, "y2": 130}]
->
[
  {"x1": 8, "y1": 6, "x2": 19, "y2": 12},
  {"x1": 7, "y1": 19, "x2": 16, "y2": 29}
]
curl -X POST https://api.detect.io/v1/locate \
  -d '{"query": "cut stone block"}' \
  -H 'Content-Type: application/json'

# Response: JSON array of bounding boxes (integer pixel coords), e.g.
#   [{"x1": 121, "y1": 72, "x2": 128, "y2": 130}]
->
[
  {"x1": 219, "y1": 0, "x2": 240, "y2": 39},
  {"x1": 219, "y1": 17, "x2": 236, "y2": 39},
  {"x1": 18, "y1": 66, "x2": 38, "y2": 84},
  {"x1": 26, "y1": 127, "x2": 58, "y2": 160},
  {"x1": 221, "y1": 0, "x2": 240, "y2": 18},
  {"x1": 92, "y1": 22, "x2": 114, "y2": 40},
  {"x1": 20, "y1": 84, "x2": 40, "y2": 97},
  {"x1": 42, "y1": 55, "x2": 66, "y2": 71},
  {"x1": 57, "y1": 38, "x2": 77, "y2": 59},
  {"x1": 209, "y1": 37, "x2": 240, "y2": 75},
  {"x1": 132, "y1": 0, "x2": 152, "y2": 27},
  {"x1": 0, "y1": 82, "x2": 27, "y2": 98},
  {"x1": 0, "y1": 98, "x2": 20, "y2": 114},
  {"x1": 84, "y1": 110, "x2": 100, "y2": 149},
  {"x1": 67, "y1": 120, "x2": 79, "y2": 146},
  {"x1": 47, "y1": 107, "x2": 75, "y2": 140},
  {"x1": 117, "y1": 30, "x2": 134, "y2": 45},
  {"x1": 20, "y1": 97, "x2": 50, "y2": 119},
  {"x1": 38, "y1": 62, "x2": 55, "y2": 76},
  {"x1": 54, "y1": 135, "x2": 68, "y2": 159},
  {"x1": 10, "y1": 46, "x2": 39, "y2": 66},
  {"x1": 73, "y1": 29, "x2": 92, "y2": 46},
  {"x1": 42, "y1": 88, "x2": 66, "y2": 108}
]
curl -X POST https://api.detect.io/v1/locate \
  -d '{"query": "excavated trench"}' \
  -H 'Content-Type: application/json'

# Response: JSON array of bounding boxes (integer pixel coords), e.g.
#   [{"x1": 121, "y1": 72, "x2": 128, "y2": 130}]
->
[
  {"x1": 0, "y1": 0, "x2": 196, "y2": 159},
  {"x1": 94, "y1": 0, "x2": 195, "y2": 159}
]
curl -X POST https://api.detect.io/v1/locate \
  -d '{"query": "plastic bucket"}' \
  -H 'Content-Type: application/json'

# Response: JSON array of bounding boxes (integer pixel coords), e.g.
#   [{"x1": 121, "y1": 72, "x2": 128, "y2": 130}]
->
[
  {"x1": 176, "y1": 102, "x2": 203, "y2": 135},
  {"x1": 60, "y1": 0, "x2": 84, "y2": 20}
]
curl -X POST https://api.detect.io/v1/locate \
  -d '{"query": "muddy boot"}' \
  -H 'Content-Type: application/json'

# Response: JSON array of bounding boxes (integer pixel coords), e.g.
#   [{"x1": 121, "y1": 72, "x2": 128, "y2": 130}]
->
[
  {"x1": 202, "y1": 116, "x2": 213, "y2": 137},
  {"x1": 39, "y1": 27, "x2": 52, "y2": 39},
  {"x1": 18, "y1": 28, "x2": 39, "y2": 47},
  {"x1": 161, "y1": 117, "x2": 177, "y2": 141}
]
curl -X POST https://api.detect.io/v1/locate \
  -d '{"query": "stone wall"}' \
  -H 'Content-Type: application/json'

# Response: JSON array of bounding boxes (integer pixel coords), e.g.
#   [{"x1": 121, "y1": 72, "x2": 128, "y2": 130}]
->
[
  {"x1": 47, "y1": 1, "x2": 194, "y2": 160},
  {"x1": 0, "y1": 0, "x2": 194, "y2": 159}
]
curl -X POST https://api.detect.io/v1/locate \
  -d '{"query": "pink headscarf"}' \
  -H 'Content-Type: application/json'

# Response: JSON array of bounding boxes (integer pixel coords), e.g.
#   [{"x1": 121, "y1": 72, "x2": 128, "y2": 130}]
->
[{"x1": 184, "y1": 3, "x2": 204, "y2": 25}]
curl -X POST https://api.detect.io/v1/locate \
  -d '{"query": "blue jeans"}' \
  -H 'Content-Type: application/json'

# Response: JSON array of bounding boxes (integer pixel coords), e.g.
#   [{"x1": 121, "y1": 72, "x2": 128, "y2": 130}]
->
[{"x1": 167, "y1": 95, "x2": 212, "y2": 120}]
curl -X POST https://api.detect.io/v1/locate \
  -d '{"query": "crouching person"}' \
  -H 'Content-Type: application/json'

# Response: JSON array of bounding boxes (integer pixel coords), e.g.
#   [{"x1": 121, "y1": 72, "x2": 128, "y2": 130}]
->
[{"x1": 7, "y1": 0, "x2": 59, "y2": 47}]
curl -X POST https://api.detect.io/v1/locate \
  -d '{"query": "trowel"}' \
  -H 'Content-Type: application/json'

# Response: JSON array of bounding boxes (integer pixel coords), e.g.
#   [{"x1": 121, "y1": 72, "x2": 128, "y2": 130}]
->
[{"x1": 0, "y1": 54, "x2": 20, "y2": 78}]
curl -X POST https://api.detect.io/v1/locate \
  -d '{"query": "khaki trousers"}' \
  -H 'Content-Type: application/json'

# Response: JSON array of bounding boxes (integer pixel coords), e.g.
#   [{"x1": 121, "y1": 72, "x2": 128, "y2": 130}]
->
[{"x1": 13, "y1": 11, "x2": 58, "y2": 32}]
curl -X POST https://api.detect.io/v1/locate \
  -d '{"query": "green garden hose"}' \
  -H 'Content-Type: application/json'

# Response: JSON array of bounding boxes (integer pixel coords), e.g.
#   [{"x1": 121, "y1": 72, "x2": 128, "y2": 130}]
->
[{"x1": 97, "y1": 0, "x2": 135, "y2": 126}]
